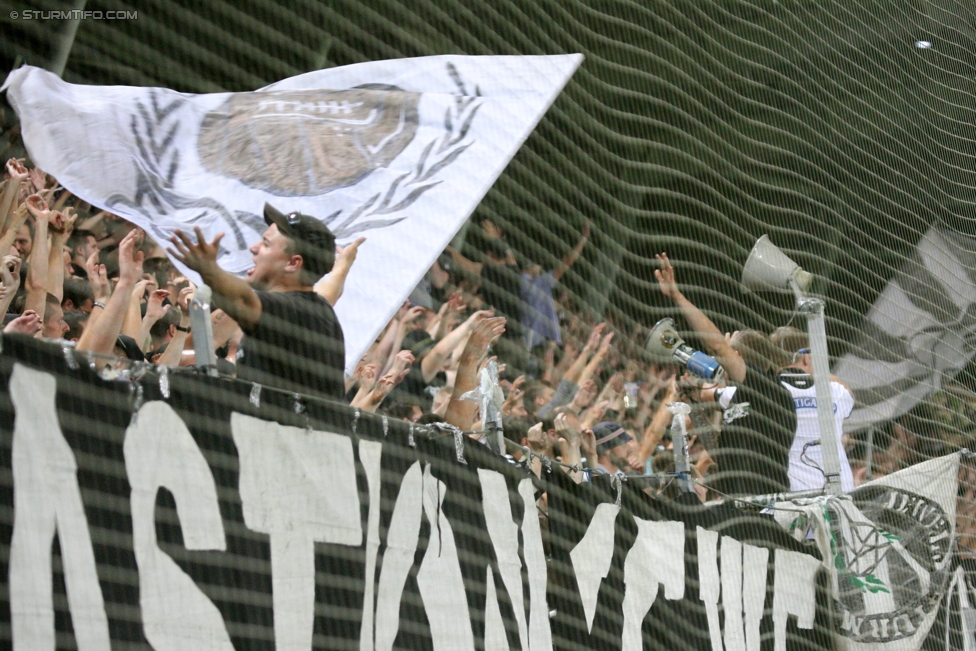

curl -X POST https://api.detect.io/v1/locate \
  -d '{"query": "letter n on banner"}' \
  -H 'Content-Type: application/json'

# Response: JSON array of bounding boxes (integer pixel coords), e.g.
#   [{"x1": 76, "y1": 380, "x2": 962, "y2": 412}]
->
[{"x1": 8, "y1": 364, "x2": 111, "y2": 651}]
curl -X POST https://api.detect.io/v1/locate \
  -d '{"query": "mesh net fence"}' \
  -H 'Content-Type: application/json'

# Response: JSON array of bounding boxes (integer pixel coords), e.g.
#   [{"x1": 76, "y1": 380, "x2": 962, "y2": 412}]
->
[{"x1": 2, "y1": 0, "x2": 976, "y2": 649}]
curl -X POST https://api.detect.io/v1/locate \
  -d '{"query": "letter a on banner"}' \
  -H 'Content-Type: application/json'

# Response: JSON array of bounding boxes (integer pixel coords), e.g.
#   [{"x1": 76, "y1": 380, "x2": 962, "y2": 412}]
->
[{"x1": 8, "y1": 364, "x2": 111, "y2": 651}]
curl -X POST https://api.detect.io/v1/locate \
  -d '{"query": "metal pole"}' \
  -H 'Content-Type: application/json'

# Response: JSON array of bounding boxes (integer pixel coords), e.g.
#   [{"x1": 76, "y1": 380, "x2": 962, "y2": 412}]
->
[
  {"x1": 189, "y1": 285, "x2": 218, "y2": 376},
  {"x1": 667, "y1": 401, "x2": 693, "y2": 492},
  {"x1": 865, "y1": 426, "x2": 874, "y2": 481},
  {"x1": 49, "y1": 0, "x2": 88, "y2": 77},
  {"x1": 798, "y1": 297, "x2": 842, "y2": 494}
]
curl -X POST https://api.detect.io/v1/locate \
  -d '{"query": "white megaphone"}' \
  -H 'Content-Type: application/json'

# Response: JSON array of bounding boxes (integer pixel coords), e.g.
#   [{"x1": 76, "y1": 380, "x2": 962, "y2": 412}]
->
[
  {"x1": 741, "y1": 235, "x2": 813, "y2": 299},
  {"x1": 645, "y1": 318, "x2": 724, "y2": 381}
]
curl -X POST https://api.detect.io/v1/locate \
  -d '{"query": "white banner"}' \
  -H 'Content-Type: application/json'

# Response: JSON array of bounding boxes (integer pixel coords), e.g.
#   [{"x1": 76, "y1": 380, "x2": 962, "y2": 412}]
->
[
  {"x1": 775, "y1": 454, "x2": 960, "y2": 651},
  {"x1": 2, "y1": 55, "x2": 581, "y2": 371},
  {"x1": 833, "y1": 225, "x2": 976, "y2": 432}
]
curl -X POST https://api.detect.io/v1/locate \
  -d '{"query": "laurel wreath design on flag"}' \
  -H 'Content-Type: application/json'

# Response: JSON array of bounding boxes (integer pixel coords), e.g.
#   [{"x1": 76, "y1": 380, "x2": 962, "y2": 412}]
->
[
  {"x1": 323, "y1": 63, "x2": 483, "y2": 239},
  {"x1": 105, "y1": 91, "x2": 265, "y2": 251},
  {"x1": 106, "y1": 63, "x2": 483, "y2": 250}
]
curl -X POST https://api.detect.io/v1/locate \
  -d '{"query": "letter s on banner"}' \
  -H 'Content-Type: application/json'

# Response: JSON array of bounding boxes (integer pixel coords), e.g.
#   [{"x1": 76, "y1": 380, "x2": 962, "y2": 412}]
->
[
  {"x1": 124, "y1": 401, "x2": 233, "y2": 651},
  {"x1": 8, "y1": 364, "x2": 111, "y2": 651}
]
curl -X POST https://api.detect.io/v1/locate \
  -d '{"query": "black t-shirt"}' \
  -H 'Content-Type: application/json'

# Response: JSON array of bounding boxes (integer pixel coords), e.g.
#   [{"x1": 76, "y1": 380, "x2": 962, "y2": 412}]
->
[
  {"x1": 712, "y1": 362, "x2": 795, "y2": 496},
  {"x1": 236, "y1": 290, "x2": 345, "y2": 401}
]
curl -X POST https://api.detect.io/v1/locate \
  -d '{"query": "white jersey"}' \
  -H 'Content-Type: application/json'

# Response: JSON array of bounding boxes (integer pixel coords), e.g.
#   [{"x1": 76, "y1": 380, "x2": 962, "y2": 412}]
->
[{"x1": 781, "y1": 378, "x2": 855, "y2": 492}]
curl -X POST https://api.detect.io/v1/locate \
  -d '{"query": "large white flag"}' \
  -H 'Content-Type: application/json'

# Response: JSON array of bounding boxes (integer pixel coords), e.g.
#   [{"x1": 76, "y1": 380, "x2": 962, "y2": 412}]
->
[
  {"x1": 774, "y1": 454, "x2": 960, "y2": 651},
  {"x1": 833, "y1": 224, "x2": 976, "y2": 432},
  {"x1": 2, "y1": 55, "x2": 581, "y2": 371}
]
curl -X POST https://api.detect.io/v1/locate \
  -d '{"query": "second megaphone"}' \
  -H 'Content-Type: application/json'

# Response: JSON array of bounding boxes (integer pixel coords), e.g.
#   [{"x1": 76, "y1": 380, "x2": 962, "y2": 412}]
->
[{"x1": 645, "y1": 318, "x2": 724, "y2": 381}]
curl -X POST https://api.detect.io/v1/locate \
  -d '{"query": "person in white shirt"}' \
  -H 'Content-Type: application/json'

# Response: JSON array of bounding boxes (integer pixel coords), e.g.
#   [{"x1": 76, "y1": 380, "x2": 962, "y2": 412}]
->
[{"x1": 771, "y1": 327, "x2": 855, "y2": 492}]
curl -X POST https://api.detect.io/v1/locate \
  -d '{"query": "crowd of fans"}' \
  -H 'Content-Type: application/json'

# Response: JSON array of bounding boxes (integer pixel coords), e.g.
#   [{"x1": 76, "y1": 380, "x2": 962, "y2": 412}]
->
[{"x1": 0, "y1": 148, "x2": 974, "y2": 557}]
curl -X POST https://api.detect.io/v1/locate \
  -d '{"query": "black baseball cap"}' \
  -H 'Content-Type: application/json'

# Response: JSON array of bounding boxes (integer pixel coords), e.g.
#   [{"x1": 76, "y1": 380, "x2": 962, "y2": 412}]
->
[{"x1": 264, "y1": 203, "x2": 337, "y2": 278}]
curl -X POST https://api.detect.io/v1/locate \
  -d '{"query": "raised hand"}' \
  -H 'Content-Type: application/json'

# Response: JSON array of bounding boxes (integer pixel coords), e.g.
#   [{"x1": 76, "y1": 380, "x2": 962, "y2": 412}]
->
[
  {"x1": 446, "y1": 290, "x2": 467, "y2": 315},
  {"x1": 118, "y1": 229, "x2": 146, "y2": 285},
  {"x1": 3, "y1": 310, "x2": 42, "y2": 336},
  {"x1": 27, "y1": 167, "x2": 48, "y2": 193},
  {"x1": 571, "y1": 378, "x2": 597, "y2": 410},
  {"x1": 389, "y1": 349, "x2": 415, "y2": 377},
  {"x1": 53, "y1": 208, "x2": 77, "y2": 237},
  {"x1": 177, "y1": 285, "x2": 194, "y2": 315},
  {"x1": 555, "y1": 412, "x2": 582, "y2": 446},
  {"x1": 598, "y1": 331, "x2": 615, "y2": 356},
  {"x1": 25, "y1": 193, "x2": 50, "y2": 221},
  {"x1": 336, "y1": 236, "x2": 365, "y2": 268},
  {"x1": 543, "y1": 344, "x2": 555, "y2": 369},
  {"x1": 482, "y1": 219, "x2": 502, "y2": 240},
  {"x1": 1, "y1": 254, "x2": 22, "y2": 286},
  {"x1": 585, "y1": 322, "x2": 606, "y2": 352},
  {"x1": 581, "y1": 399, "x2": 609, "y2": 429},
  {"x1": 354, "y1": 362, "x2": 379, "y2": 394},
  {"x1": 168, "y1": 227, "x2": 223, "y2": 277},
  {"x1": 526, "y1": 422, "x2": 552, "y2": 455},
  {"x1": 145, "y1": 289, "x2": 172, "y2": 322},
  {"x1": 401, "y1": 305, "x2": 426, "y2": 326},
  {"x1": 654, "y1": 253, "x2": 681, "y2": 300},
  {"x1": 464, "y1": 309, "x2": 495, "y2": 327},
  {"x1": 394, "y1": 300, "x2": 411, "y2": 321},
  {"x1": 464, "y1": 316, "x2": 506, "y2": 358},
  {"x1": 580, "y1": 427, "x2": 597, "y2": 460},
  {"x1": 5, "y1": 158, "x2": 28, "y2": 183},
  {"x1": 85, "y1": 250, "x2": 111, "y2": 303},
  {"x1": 368, "y1": 369, "x2": 409, "y2": 407}
]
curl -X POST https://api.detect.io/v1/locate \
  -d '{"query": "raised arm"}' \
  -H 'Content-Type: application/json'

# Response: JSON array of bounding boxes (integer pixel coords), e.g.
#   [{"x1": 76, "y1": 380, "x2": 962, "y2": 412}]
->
[
  {"x1": 155, "y1": 287, "x2": 193, "y2": 367},
  {"x1": 445, "y1": 245, "x2": 483, "y2": 276},
  {"x1": 0, "y1": 254, "x2": 22, "y2": 316},
  {"x1": 381, "y1": 305, "x2": 425, "y2": 374},
  {"x1": 169, "y1": 227, "x2": 262, "y2": 331},
  {"x1": 655, "y1": 253, "x2": 745, "y2": 383},
  {"x1": 46, "y1": 209, "x2": 76, "y2": 302},
  {"x1": 77, "y1": 229, "x2": 144, "y2": 355},
  {"x1": 553, "y1": 221, "x2": 590, "y2": 281},
  {"x1": 83, "y1": 250, "x2": 111, "y2": 333},
  {"x1": 0, "y1": 203, "x2": 28, "y2": 258},
  {"x1": 563, "y1": 322, "x2": 604, "y2": 384},
  {"x1": 638, "y1": 380, "x2": 678, "y2": 465},
  {"x1": 577, "y1": 331, "x2": 613, "y2": 389},
  {"x1": 23, "y1": 195, "x2": 52, "y2": 320},
  {"x1": 0, "y1": 159, "x2": 29, "y2": 233},
  {"x1": 314, "y1": 236, "x2": 364, "y2": 305},
  {"x1": 120, "y1": 279, "x2": 149, "y2": 342},
  {"x1": 420, "y1": 309, "x2": 492, "y2": 383},
  {"x1": 444, "y1": 317, "x2": 506, "y2": 431},
  {"x1": 431, "y1": 291, "x2": 466, "y2": 340}
]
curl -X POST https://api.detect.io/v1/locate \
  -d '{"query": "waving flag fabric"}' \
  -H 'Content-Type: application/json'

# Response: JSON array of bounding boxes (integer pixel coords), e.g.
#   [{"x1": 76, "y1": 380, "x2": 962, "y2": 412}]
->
[{"x1": 3, "y1": 55, "x2": 581, "y2": 370}]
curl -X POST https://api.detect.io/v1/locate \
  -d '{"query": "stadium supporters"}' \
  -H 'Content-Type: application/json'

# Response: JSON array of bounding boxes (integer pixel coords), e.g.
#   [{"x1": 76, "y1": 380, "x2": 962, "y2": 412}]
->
[
  {"x1": 770, "y1": 326, "x2": 855, "y2": 492},
  {"x1": 170, "y1": 203, "x2": 346, "y2": 400},
  {"x1": 520, "y1": 220, "x2": 589, "y2": 350},
  {"x1": 654, "y1": 252, "x2": 795, "y2": 496},
  {"x1": 6, "y1": 150, "x2": 976, "y2": 548}
]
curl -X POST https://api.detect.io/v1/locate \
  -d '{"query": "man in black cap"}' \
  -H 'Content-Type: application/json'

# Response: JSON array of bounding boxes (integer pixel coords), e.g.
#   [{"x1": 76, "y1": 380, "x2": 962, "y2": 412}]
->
[{"x1": 169, "y1": 203, "x2": 345, "y2": 400}]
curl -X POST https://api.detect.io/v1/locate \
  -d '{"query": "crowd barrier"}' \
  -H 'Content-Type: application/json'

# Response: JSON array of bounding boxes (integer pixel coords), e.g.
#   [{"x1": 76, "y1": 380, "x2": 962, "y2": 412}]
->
[{"x1": 0, "y1": 334, "x2": 972, "y2": 650}]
